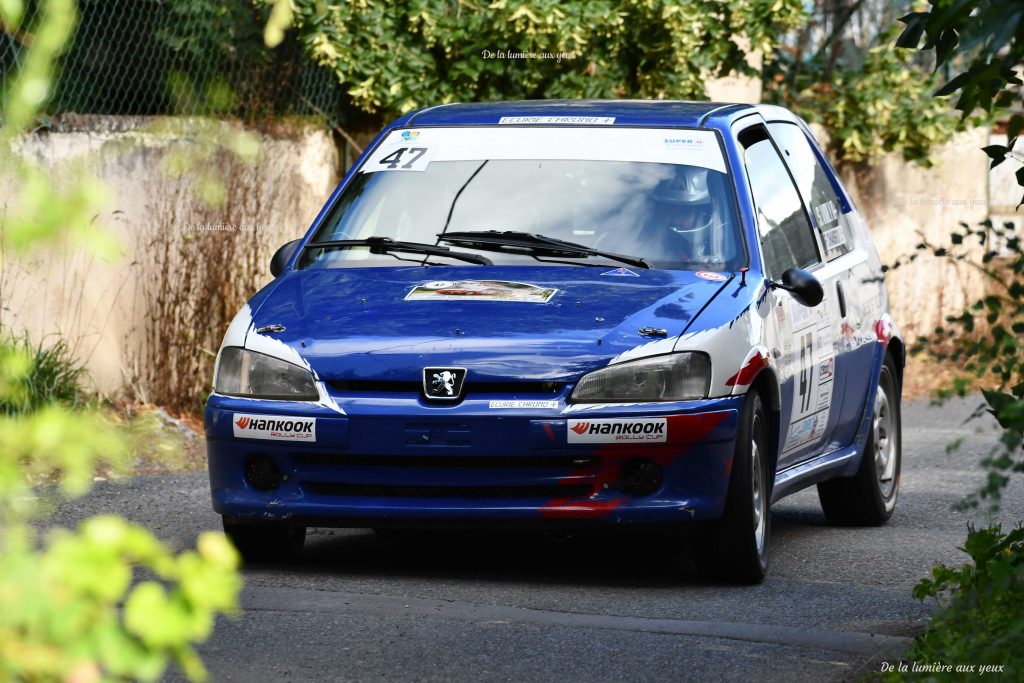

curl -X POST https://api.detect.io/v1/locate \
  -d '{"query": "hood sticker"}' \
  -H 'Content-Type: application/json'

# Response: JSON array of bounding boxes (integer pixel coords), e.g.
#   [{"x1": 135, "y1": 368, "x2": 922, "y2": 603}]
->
[
  {"x1": 695, "y1": 271, "x2": 728, "y2": 282},
  {"x1": 600, "y1": 267, "x2": 640, "y2": 277},
  {"x1": 405, "y1": 280, "x2": 557, "y2": 303}
]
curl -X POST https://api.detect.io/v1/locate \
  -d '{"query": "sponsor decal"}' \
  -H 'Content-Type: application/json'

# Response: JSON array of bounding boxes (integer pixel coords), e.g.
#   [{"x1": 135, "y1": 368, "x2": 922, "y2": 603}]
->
[
  {"x1": 813, "y1": 199, "x2": 840, "y2": 228},
  {"x1": 232, "y1": 413, "x2": 316, "y2": 442},
  {"x1": 818, "y1": 357, "x2": 835, "y2": 380},
  {"x1": 497, "y1": 116, "x2": 615, "y2": 125},
  {"x1": 489, "y1": 400, "x2": 559, "y2": 409},
  {"x1": 567, "y1": 418, "x2": 667, "y2": 444},
  {"x1": 405, "y1": 280, "x2": 557, "y2": 303},
  {"x1": 401, "y1": 130, "x2": 420, "y2": 141},
  {"x1": 664, "y1": 137, "x2": 706, "y2": 148},
  {"x1": 821, "y1": 226, "x2": 847, "y2": 251},
  {"x1": 695, "y1": 271, "x2": 728, "y2": 282},
  {"x1": 600, "y1": 267, "x2": 640, "y2": 277}
]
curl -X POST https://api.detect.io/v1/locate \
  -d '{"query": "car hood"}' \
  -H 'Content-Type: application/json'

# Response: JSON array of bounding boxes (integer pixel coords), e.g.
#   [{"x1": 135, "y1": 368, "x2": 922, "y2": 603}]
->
[{"x1": 248, "y1": 265, "x2": 731, "y2": 382}]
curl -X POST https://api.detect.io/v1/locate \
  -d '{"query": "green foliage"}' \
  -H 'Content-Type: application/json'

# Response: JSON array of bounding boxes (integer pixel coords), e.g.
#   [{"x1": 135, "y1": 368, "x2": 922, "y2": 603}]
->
[
  {"x1": 0, "y1": 329, "x2": 88, "y2": 416},
  {"x1": 764, "y1": 0, "x2": 964, "y2": 170},
  {"x1": 893, "y1": 219, "x2": 1024, "y2": 509},
  {"x1": 770, "y1": 39, "x2": 960, "y2": 166},
  {"x1": 266, "y1": 0, "x2": 806, "y2": 117},
  {"x1": 883, "y1": 525, "x2": 1024, "y2": 680},
  {"x1": 898, "y1": 0, "x2": 1024, "y2": 203},
  {"x1": 0, "y1": 518, "x2": 241, "y2": 682},
  {"x1": 1, "y1": 1, "x2": 243, "y2": 680}
]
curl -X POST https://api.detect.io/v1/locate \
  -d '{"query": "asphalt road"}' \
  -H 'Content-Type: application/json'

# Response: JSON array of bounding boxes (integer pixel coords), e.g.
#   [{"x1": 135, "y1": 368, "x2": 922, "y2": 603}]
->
[{"x1": 51, "y1": 395, "x2": 1023, "y2": 682}]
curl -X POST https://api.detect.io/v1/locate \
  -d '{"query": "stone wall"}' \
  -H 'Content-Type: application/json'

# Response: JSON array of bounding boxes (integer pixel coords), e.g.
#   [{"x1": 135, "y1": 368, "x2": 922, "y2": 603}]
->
[
  {"x1": 0, "y1": 119, "x2": 341, "y2": 397},
  {"x1": 838, "y1": 127, "x2": 993, "y2": 340}
]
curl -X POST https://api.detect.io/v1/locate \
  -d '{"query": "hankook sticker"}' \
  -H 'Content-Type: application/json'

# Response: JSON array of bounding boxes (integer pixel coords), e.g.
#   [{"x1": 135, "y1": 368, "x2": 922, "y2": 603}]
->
[
  {"x1": 405, "y1": 280, "x2": 557, "y2": 303},
  {"x1": 567, "y1": 418, "x2": 667, "y2": 444},
  {"x1": 232, "y1": 413, "x2": 316, "y2": 442}
]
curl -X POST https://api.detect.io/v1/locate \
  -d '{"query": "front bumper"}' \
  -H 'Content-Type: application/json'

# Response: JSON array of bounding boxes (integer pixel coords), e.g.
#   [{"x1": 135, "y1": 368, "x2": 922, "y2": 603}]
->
[{"x1": 205, "y1": 393, "x2": 743, "y2": 526}]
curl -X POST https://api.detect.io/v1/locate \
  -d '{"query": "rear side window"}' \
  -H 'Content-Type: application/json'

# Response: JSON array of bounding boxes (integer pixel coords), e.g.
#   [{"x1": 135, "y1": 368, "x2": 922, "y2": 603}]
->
[
  {"x1": 739, "y1": 125, "x2": 820, "y2": 278},
  {"x1": 769, "y1": 122, "x2": 852, "y2": 259}
]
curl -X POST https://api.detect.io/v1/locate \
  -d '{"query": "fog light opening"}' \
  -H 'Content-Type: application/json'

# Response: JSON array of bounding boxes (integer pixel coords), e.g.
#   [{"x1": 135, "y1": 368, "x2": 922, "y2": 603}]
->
[
  {"x1": 619, "y1": 459, "x2": 663, "y2": 496},
  {"x1": 245, "y1": 454, "x2": 283, "y2": 491}
]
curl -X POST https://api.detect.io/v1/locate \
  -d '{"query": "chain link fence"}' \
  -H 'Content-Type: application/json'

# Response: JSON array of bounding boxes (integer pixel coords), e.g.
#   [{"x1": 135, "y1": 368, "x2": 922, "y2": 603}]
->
[{"x1": 1, "y1": 0, "x2": 350, "y2": 131}]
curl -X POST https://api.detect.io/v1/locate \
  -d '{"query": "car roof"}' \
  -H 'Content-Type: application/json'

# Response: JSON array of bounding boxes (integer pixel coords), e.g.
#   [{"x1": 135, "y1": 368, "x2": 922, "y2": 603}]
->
[{"x1": 398, "y1": 99, "x2": 760, "y2": 129}]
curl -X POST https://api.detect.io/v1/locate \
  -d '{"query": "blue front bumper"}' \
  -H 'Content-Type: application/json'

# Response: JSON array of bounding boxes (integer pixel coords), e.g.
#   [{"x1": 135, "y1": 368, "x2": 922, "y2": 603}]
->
[{"x1": 205, "y1": 393, "x2": 743, "y2": 526}]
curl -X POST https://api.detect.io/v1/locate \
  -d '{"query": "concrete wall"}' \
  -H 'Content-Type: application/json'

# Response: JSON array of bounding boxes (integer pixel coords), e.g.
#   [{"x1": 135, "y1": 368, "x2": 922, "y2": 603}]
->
[
  {"x1": 838, "y1": 127, "x2": 993, "y2": 339},
  {"x1": 1, "y1": 119, "x2": 341, "y2": 396}
]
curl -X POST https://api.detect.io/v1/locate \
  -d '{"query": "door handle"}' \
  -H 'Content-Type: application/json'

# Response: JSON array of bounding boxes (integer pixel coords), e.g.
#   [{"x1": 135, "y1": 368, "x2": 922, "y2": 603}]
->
[{"x1": 836, "y1": 281, "x2": 847, "y2": 318}]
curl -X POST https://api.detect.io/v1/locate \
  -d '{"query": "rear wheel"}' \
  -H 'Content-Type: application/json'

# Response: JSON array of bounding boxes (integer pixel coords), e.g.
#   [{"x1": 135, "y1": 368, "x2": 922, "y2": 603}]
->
[
  {"x1": 696, "y1": 391, "x2": 771, "y2": 584},
  {"x1": 223, "y1": 519, "x2": 306, "y2": 563},
  {"x1": 817, "y1": 354, "x2": 901, "y2": 525}
]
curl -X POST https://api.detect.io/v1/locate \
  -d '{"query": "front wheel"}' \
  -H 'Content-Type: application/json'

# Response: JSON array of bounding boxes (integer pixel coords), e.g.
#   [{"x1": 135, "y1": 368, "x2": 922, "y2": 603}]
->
[
  {"x1": 817, "y1": 354, "x2": 901, "y2": 525},
  {"x1": 696, "y1": 391, "x2": 771, "y2": 584},
  {"x1": 223, "y1": 519, "x2": 306, "y2": 563}
]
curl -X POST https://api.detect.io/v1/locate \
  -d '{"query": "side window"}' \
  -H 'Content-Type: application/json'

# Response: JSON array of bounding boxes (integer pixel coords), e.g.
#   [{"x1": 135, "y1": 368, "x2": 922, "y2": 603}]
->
[
  {"x1": 769, "y1": 122, "x2": 853, "y2": 259},
  {"x1": 739, "y1": 125, "x2": 820, "y2": 278}
]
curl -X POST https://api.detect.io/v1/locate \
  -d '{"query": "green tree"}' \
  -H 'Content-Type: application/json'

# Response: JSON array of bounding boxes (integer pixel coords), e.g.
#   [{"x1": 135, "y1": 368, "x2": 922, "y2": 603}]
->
[
  {"x1": 1, "y1": 1, "x2": 242, "y2": 680},
  {"x1": 262, "y1": 0, "x2": 806, "y2": 118},
  {"x1": 895, "y1": 0, "x2": 1024, "y2": 507},
  {"x1": 898, "y1": 0, "x2": 1024, "y2": 203},
  {"x1": 881, "y1": 3, "x2": 1024, "y2": 676},
  {"x1": 764, "y1": 0, "x2": 962, "y2": 170}
]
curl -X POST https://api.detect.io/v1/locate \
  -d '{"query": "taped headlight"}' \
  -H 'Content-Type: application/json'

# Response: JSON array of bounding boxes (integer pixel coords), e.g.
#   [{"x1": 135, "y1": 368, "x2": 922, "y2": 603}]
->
[
  {"x1": 570, "y1": 352, "x2": 711, "y2": 402},
  {"x1": 214, "y1": 347, "x2": 318, "y2": 400}
]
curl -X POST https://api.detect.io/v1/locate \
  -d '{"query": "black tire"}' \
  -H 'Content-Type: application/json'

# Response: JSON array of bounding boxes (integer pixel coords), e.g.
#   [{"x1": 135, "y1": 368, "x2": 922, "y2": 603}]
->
[
  {"x1": 223, "y1": 519, "x2": 306, "y2": 563},
  {"x1": 696, "y1": 391, "x2": 771, "y2": 584},
  {"x1": 817, "y1": 354, "x2": 901, "y2": 525}
]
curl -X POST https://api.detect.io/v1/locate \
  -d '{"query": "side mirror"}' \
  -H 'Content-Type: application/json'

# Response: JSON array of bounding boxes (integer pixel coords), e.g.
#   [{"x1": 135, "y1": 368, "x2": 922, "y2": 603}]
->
[
  {"x1": 772, "y1": 268, "x2": 824, "y2": 307},
  {"x1": 270, "y1": 239, "x2": 302, "y2": 277}
]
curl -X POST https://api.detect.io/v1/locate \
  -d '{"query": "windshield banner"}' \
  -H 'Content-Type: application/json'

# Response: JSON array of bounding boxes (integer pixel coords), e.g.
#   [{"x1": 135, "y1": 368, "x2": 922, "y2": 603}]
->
[{"x1": 362, "y1": 127, "x2": 726, "y2": 174}]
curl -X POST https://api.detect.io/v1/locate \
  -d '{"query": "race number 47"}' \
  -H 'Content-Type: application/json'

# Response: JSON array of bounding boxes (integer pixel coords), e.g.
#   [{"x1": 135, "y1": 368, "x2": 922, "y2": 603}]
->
[{"x1": 380, "y1": 147, "x2": 428, "y2": 169}]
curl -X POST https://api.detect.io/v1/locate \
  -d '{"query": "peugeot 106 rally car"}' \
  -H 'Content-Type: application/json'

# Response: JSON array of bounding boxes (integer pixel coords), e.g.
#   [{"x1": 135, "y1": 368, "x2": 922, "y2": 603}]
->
[{"x1": 205, "y1": 100, "x2": 903, "y2": 583}]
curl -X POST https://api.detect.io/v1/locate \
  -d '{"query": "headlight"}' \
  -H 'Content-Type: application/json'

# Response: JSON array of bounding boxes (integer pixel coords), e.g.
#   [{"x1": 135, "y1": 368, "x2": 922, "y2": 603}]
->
[
  {"x1": 570, "y1": 352, "x2": 711, "y2": 402},
  {"x1": 214, "y1": 347, "x2": 318, "y2": 401}
]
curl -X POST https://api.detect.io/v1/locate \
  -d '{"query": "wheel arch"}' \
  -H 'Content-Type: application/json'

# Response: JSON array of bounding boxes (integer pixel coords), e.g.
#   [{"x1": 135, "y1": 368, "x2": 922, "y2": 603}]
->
[{"x1": 747, "y1": 368, "x2": 782, "y2": 482}]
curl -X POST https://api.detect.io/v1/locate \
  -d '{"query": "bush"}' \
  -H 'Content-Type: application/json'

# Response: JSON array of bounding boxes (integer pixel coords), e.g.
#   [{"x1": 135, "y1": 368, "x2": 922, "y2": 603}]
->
[
  {"x1": 883, "y1": 526, "x2": 1024, "y2": 680},
  {"x1": 0, "y1": 329, "x2": 88, "y2": 416}
]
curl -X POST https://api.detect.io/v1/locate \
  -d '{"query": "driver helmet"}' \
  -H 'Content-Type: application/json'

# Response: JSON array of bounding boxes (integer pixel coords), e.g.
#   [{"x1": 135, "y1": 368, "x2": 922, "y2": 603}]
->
[{"x1": 652, "y1": 168, "x2": 713, "y2": 234}]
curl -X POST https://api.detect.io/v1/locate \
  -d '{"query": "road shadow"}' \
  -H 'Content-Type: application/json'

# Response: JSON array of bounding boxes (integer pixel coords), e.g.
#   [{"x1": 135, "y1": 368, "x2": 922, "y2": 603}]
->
[{"x1": 238, "y1": 505, "x2": 836, "y2": 589}]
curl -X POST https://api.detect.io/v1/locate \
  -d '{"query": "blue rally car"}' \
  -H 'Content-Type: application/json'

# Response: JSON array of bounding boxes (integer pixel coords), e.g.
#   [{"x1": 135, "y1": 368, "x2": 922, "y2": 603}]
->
[{"x1": 205, "y1": 100, "x2": 903, "y2": 583}]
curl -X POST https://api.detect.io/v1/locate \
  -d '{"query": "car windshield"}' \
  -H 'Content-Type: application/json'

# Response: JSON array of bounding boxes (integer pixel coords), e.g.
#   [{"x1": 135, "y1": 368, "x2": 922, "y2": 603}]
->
[{"x1": 301, "y1": 126, "x2": 744, "y2": 271}]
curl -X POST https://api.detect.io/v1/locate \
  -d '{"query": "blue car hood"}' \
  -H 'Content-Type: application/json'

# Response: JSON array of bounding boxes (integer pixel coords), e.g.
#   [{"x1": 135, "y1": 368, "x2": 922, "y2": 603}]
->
[{"x1": 249, "y1": 266, "x2": 729, "y2": 382}]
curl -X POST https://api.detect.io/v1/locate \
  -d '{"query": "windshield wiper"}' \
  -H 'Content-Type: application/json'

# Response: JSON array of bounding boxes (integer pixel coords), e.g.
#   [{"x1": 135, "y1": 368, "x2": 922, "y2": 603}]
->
[
  {"x1": 305, "y1": 237, "x2": 492, "y2": 265},
  {"x1": 437, "y1": 230, "x2": 651, "y2": 269}
]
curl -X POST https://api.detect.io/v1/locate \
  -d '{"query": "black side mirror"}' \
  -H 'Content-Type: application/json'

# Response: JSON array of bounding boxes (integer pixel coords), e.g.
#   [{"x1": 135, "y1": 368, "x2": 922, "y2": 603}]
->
[
  {"x1": 270, "y1": 239, "x2": 302, "y2": 277},
  {"x1": 772, "y1": 268, "x2": 824, "y2": 307}
]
